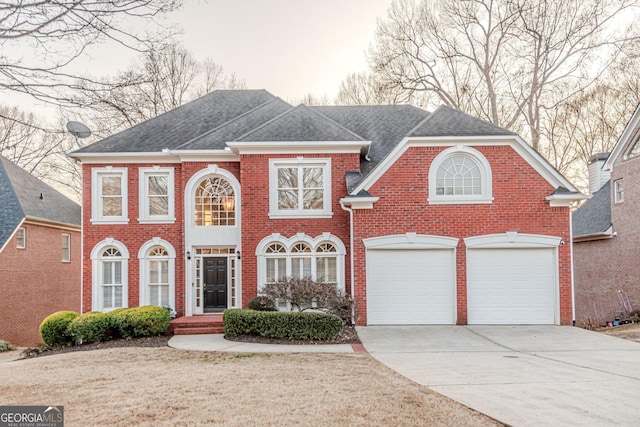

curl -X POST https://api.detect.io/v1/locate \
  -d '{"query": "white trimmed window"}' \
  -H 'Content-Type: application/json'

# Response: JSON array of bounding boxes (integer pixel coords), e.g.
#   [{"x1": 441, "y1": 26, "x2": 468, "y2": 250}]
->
[
  {"x1": 428, "y1": 146, "x2": 492, "y2": 204},
  {"x1": 100, "y1": 247, "x2": 124, "y2": 311},
  {"x1": 91, "y1": 167, "x2": 128, "y2": 223},
  {"x1": 257, "y1": 234, "x2": 345, "y2": 291},
  {"x1": 194, "y1": 176, "x2": 236, "y2": 226},
  {"x1": 16, "y1": 227, "x2": 25, "y2": 249},
  {"x1": 62, "y1": 234, "x2": 71, "y2": 262},
  {"x1": 138, "y1": 239, "x2": 176, "y2": 309},
  {"x1": 91, "y1": 239, "x2": 129, "y2": 312},
  {"x1": 139, "y1": 167, "x2": 175, "y2": 223},
  {"x1": 614, "y1": 179, "x2": 624, "y2": 203},
  {"x1": 269, "y1": 158, "x2": 332, "y2": 218}
]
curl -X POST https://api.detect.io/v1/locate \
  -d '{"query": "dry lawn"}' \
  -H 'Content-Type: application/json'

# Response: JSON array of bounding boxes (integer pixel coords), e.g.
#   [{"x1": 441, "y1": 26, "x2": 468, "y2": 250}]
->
[
  {"x1": 599, "y1": 322, "x2": 640, "y2": 343},
  {"x1": 0, "y1": 347, "x2": 501, "y2": 427}
]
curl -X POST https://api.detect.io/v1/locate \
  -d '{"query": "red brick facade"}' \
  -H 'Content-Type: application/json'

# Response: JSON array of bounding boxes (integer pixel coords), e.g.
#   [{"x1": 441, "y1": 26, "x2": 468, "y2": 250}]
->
[
  {"x1": 574, "y1": 155, "x2": 640, "y2": 323},
  {"x1": 0, "y1": 221, "x2": 81, "y2": 346},
  {"x1": 81, "y1": 144, "x2": 573, "y2": 326}
]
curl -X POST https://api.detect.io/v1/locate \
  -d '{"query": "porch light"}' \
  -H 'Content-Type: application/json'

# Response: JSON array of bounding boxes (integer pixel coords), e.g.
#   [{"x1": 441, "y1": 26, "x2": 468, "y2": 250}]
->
[
  {"x1": 236, "y1": 250, "x2": 241, "y2": 260},
  {"x1": 186, "y1": 251, "x2": 191, "y2": 260},
  {"x1": 222, "y1": 196, "x2": 234, "y2": 211}
]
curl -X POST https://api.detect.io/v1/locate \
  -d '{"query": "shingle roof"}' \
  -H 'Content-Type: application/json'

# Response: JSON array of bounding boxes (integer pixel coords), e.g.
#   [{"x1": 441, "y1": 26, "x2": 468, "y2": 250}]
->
[
  {"x1": 177, "y1": 98, "x2": 292, "y2": 150},
  {"x1": 408, "y1": 105, "x2": 516, "y2": 137},
  {"x1": 235, "y1": 104, "x2": 366, "y2": 142},
  {"x1": 572, "y1": 180, "x2": 612, "y2": 238},
  {"x1": 0, "y1": 156, "x2": 81, "y2": 250},
  {"x1": 73, "y1": 89, "x2": 278, "y2": 153},
  {"x1": 313, "y1": 105, "x2": 430, "y2": 178}
]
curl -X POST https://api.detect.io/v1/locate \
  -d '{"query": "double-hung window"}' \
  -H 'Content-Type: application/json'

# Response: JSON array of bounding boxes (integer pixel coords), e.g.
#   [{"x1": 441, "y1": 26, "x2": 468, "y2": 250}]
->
[
  {"x1": 269, "y1": 158, "x2": 331, "y2": 218},
  {"x1": 16, "y1": 227, "x2": 26, "y2": 249},
  {"x1": 614, "y1": 179, "x2": 624, "y2": 203},
  {"x1": 101, "y1": 247, "x2": 124, "y2": 310},
  {"x1": 139, "y1": 167, "x2": 175, "y2": 223},
  {"x1": 62, "y1": 234, "x2": 71, "y2": 262},
  {"x1": 92, "y1": 167, "x2": 128, "y2": 223}
]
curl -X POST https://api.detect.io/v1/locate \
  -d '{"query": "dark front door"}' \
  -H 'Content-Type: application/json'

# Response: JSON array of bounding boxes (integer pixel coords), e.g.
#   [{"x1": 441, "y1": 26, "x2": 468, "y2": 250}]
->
[{"x1": 204, "y1": 257, "x2": 227, "y2": 312}]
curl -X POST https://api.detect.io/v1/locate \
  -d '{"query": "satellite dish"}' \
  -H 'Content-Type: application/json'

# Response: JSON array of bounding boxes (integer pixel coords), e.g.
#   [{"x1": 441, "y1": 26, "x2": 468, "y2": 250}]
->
[{"x1": 66, "y1": 121, "x2": 92, "y2": 147}]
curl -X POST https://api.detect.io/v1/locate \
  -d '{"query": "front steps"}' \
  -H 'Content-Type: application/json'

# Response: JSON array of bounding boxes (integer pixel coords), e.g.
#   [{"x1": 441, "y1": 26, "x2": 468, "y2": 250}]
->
[{"x1": 168, "y1": 314, "x2": 224, "y2": 335}]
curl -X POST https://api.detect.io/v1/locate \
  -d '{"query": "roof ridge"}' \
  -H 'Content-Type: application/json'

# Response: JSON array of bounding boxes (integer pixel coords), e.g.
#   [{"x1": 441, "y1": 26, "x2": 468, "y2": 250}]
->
[
  {"x1": 173, "y1": 97, "x2": 287, "y2": 150},
  {"x1": 235, "y1": 104, "x2": 367, "y2": 142},
  {"x1": 405, "y1": 105, "x2": 442, "y2": 136}
]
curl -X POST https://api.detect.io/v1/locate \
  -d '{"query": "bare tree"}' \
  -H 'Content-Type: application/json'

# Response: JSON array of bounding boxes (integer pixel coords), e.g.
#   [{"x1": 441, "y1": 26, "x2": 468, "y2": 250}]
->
[
  {"x1": 0, "y1": 0, "x2": 183, "y2": 110},
  {"x1": 335, "y1": 72, "x2": 422, "y2": 105},
  {"x1": 370, "y1": 0, "x2": 640, "y2": 154}
]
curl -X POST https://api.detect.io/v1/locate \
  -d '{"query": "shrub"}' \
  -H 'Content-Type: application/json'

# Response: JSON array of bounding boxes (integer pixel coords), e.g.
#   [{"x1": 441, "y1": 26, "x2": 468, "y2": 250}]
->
[
  {"x1": 223, "y1": 309, "x2": 343, "y2": 341},
  {"x1": 248, "y1": 296, "x2": 277, "y2": 311},
  {"x1": 104, "y1": 308, "x2": 129, "y2": 339},
  {"x1": 122, "y1": 306, "x2": 171, "y2": 337},
  {"x1": 40, "y1": 311, "x2": 80, "y2": 347},
  {"x1": 68, "y1": 312, "x2": 108, "y2": 344},
  {"x1": 0, "y1": 340, "x2": 12, "y2": 352}
]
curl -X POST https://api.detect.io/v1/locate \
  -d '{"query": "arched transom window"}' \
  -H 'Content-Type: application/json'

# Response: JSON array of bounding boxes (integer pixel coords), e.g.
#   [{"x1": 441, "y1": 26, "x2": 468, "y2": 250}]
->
[{"x1": 195, "y1": 176, "x2": 235, "y2": 226}]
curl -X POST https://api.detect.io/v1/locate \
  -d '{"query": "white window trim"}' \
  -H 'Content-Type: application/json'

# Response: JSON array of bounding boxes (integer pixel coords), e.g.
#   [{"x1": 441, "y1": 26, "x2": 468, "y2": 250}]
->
[
  {"x1": 428, "y1": 145, "x2": 493, "y2": 205},
  {"x1": 138, "y1": 167, "x2": 175, "y2": 223},
  {"x1": 614, "y1": 179, "x2": 624, "y2": 203},
  {"x1": 91, "y1": 167, "x2": 129, "y2": 224},
  {"x1": 138, "y1": 238, "x2": 176, "y2": 309},
  {"x1": 256, "y1": 232, "x2": 346, "y2": 294},
  {"x1": 62, "y1": 233, "x2": 71, "y2": 262},
  {"x1": 269, "y1": 157, "x2": 333, "y2": 218},
  {"x1": 90, "y1": 238, "x2": 129, "y2": 312},
  {"x1": 16, "y1": 227, "x2": 25, "y2": 249}
]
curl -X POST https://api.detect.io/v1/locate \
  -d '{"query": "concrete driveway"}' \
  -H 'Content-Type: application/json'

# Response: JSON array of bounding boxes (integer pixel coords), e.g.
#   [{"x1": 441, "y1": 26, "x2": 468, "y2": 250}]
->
[{"x1": 357, "y1": 326, "x2": 640, "y2": 426}]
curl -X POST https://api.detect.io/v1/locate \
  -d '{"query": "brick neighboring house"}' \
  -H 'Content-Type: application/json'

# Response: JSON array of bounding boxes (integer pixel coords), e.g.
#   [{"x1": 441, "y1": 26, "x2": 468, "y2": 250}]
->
[
  {"x1": 0, "y1": 156, "x2": 81, "y2": 346},
  {"x1": 573, "y1": 104, "x2": 640, "y2": 324},
  {"x1": 69, "y1": 89, "x2": 585, "y2": 326}
]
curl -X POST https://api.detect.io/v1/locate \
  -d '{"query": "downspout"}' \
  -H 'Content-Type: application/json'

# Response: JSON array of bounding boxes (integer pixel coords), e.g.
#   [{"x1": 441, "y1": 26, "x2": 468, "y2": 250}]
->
[
  {"x1": 340, "y1": 201, "x2": 356, "y2": 325},
  {"x1": 569, "y1": 208, "x2": 575, "y2": 326}
]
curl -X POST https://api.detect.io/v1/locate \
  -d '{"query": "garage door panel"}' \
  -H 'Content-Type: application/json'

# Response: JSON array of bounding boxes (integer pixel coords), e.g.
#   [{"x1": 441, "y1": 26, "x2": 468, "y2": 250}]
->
[
  {"x1": 367, "y1": 249, "x2": 455, "y2": 325},
  {"x1": 467, "y1": 248, "x2": 556, "y2": 325}
]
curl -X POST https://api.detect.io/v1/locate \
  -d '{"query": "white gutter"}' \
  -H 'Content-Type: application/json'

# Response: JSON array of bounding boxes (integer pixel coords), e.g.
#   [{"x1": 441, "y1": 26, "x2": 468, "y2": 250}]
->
[
  {"x1": 339, "y1": 202, "x2": 356, "y2": 325},
  {"x1": 569, "y1": 209, "x2": 575, "y2": 325}
]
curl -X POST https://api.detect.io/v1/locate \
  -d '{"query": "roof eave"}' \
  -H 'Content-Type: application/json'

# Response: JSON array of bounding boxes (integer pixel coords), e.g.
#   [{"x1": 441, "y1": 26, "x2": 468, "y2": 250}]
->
[{"x1": 226, "y1": 140, "x2": 371, "y2": 155}]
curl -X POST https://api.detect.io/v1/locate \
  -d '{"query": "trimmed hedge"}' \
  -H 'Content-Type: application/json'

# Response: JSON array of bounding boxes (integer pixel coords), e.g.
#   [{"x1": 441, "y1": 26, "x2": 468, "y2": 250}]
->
[
  {"x1": 40, "y1": 311, "x2": 80, "y2": 346},
  {"x1": 247, "y1": 296, "x2": 277, "y2": 311},
  {"x1": 223, "y1": 309, "x2": 343, "y2": 341},
  {"x1": 124, "y1": 306, "x2": 171, "y2": 337},
  {"x1": 68, "y1": 312, "x2": 108, "y2": 344}
]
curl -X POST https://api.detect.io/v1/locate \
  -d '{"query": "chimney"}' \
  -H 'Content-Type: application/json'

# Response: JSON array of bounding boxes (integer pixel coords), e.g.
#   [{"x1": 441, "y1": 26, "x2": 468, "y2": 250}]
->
[{"x1": 587, "y1": 153, "x2": 610, "y2": 195}]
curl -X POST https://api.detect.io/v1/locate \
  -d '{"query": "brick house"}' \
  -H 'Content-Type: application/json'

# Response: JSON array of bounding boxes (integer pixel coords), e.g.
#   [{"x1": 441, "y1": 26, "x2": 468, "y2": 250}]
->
[
  {"x1": 0, "y1": 156, "x2": 81, "y2": 345},
  {"x1": 69, "y1": 90, "x2": 584, "y2": 326},
  {"x1": 573, "y1": 104, "x2": 640, "y2": 324}
]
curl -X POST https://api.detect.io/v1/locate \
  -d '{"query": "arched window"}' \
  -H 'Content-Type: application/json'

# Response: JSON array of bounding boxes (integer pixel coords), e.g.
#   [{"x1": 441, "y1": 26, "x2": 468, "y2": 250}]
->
[
  {"x1": 194, "y1": 176, "x2": 235, "y2": 226},
  {"x1": 428, "y1": 146, "x2": 493, "y2": 204},
  {"x1": 100, "y1": 247, "x2": 123, "y2": 310},
  {"x1": 147, "y1": 246, "x2": 169, "y2": 306},
  {"x1": 138, "y1": 239, "x2": 176, "y2": 309},
  {"x1": 256, "y1": 234, "x2": 346, "y2": 293}
]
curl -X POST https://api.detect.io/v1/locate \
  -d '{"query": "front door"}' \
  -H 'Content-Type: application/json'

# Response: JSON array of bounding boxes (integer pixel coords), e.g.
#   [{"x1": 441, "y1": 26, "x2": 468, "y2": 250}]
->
[{"x1": 204, "y1": 257, "x2": 227, "y2": 312}]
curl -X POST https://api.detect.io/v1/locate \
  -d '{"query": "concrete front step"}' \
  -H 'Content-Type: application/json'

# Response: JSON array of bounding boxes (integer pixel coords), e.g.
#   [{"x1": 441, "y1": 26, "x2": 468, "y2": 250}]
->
[{"x1": 173, "y1": 326, "x2": 224, "y2": 335}]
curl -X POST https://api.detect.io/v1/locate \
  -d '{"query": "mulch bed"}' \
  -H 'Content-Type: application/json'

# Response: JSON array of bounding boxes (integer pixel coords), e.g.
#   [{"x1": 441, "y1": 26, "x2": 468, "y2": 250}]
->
[{"x1": 20, "y1": 325, "x2": 360, "y2": 359}]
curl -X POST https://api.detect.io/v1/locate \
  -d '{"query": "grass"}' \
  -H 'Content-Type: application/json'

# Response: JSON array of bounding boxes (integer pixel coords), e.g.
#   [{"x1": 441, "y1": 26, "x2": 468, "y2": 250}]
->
[{"x1": 0, "y1": 347, "x2": 500, "y2": 427}]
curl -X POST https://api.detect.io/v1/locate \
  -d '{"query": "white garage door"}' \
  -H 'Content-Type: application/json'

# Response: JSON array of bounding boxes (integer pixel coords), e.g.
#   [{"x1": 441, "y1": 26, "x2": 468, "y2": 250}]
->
[
  {"x1": 366, "y1": 249, "x2": 456, "y2": 325},
  {"x1": 467, "y1": 248, "x2": 556, "y2": 324}
]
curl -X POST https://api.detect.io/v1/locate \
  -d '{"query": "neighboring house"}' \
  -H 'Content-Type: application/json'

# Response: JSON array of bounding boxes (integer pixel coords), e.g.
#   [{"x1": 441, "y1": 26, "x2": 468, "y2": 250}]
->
[
  {"x1": 69, "y1": 89, "x2": 584, "y2": 326},
  {"x1": 0, "y1": 156, "x2": 81, "y2": 346},
  {"x1": 573, "y1": 104, "x2": 640, "y2": 324}
]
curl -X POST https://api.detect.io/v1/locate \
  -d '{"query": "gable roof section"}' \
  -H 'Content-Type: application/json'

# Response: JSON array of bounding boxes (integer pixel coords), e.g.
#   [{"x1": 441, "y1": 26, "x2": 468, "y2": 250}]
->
[
  {"x1": 408, "y1": 105, "x2": 516, "y2": 137},
  {"x1": 0, "y1": 156, "x2": 81, "y2": 250},
  {"x1": 572, "y1": 180, "x2": 612, "y2": 240},
  {"x1": 234, "y1": 104, "x2": 366, "y2": 142},
  {"x1": 313, "y1": 105, "x2": 430, "y2": 179},
  {"x1": 603, "y1": 103, "x2": 640, "y2": 170},
  {"x1": 72, "y1": 89, "x2": 278, "y2": 153}
]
